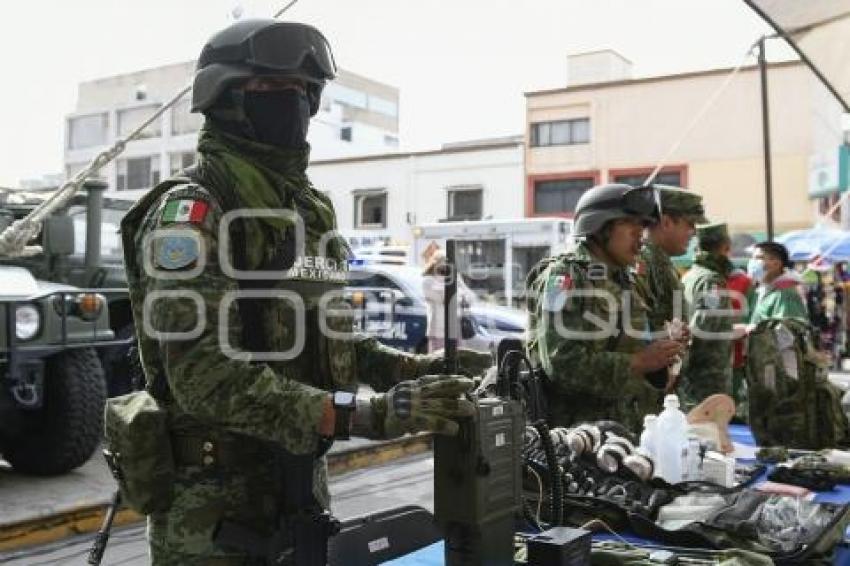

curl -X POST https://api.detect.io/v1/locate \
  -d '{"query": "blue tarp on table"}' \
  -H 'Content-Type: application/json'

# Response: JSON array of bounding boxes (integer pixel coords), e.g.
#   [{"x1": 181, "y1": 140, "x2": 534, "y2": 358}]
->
[{"x1": 387, "y1": 424, "x2": 850, "y2": 565}]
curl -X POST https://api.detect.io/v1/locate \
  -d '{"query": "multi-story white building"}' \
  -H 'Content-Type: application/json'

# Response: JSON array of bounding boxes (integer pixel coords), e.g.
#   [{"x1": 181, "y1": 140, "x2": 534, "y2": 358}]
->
[
  {"x1": 63, "y1": 62, "x2": 400, "y2": 196},
  {"x1": 307, "y1": 136, "x2": 525, "y2": 247}
]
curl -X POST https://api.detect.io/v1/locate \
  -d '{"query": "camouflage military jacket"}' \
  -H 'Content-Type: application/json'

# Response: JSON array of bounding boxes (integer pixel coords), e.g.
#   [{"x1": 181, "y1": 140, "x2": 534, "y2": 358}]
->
[
  {"x1": 633, "y1": 241, "x2": 684, "y2": 334},
  {"x1": 120, "y1": 125, "x2": 452, "y2": 560},
  {"x1": 526, "y1": 242, "x2": 660, "y2": 432},
  {"x1": 680, "y1": 252, "x2": 733, "y2": 403}
]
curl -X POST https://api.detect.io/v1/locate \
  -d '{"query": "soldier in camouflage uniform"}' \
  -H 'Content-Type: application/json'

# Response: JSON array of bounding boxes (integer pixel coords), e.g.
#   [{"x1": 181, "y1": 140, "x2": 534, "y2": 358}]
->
[
  {"x1": 634, "y1": 186, "x2": 707, "y2": 334},
  {"x1": 120, "y1": 20, "x2": 489, "y2": 565},
  {"x1": 526, "y1": 184, "x2": 683, "y2": 432},
  {"x1": 681, "y1": 223, "x2": 735, "y2": 405}
]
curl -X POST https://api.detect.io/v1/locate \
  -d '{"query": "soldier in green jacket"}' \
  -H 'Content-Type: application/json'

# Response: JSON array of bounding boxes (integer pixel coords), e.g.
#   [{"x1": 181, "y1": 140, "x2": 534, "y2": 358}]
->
[
  {"x1": 747, "y1": 241, "x2": 808, "y2": 324},
  {"x1": 121, "y1": 20, "x2": 489, "y2": 565},
  {"x1": 681, "y1": 223, "x2": 735, "y2": 404},
  {"x1": 526, "y1": 184, "x2": 682, "y2": 432},
  {"x1": 634, "y1": 185, "x2": 707, "y2": 334}
]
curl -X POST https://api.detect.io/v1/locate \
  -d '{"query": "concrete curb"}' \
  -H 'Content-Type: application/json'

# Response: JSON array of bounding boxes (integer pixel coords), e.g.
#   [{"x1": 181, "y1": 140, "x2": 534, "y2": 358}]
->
[{"x1": 0, "y1": 434, "x2": 432, "y2": 553}]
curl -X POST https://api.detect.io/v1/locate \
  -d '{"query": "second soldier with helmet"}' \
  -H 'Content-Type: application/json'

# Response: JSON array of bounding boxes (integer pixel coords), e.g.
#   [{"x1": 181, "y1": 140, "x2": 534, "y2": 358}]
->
[{"x1": 526, "y1": 184, "x2": 684, "y2": 432}]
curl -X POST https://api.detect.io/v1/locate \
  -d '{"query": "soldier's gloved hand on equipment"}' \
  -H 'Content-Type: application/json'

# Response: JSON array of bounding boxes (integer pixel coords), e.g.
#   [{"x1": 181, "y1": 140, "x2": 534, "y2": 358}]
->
[
  {"x1": 423, "y1": 348, "x2": 494, "y2": 378},
  {"x1": 354, "y1": 375, "x2": 476, "y2": 439}
]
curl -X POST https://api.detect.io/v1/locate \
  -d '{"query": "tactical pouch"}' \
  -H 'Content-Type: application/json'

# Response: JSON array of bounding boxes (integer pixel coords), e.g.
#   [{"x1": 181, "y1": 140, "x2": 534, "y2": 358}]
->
[{"x1": 103, "y1": 391, "x2": 175, "y2": 514}]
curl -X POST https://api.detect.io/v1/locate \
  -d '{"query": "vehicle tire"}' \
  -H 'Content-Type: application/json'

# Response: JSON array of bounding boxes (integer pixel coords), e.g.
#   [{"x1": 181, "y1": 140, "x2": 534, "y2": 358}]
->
[
  {"x1": 100, "y1": 324, "x2": 139, "y2": 397},
  {"x1": 4, "y1": 348, "x2": 106, "y2": 475}
]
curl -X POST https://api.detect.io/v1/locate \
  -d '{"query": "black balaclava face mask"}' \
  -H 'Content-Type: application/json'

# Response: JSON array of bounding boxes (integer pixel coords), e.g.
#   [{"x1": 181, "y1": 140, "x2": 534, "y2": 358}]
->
[{"x1": 242, "y1": 89, "x2": 311, "y2": 149}]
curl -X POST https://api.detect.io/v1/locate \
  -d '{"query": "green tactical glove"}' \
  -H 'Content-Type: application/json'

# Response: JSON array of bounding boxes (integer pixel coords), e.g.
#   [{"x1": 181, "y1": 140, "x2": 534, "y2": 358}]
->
[
  {"x1": 373, "y1": 374, "x2": 476, "y2": 438},
  {"x1": 423, "y1": 348, "x2": 494, "y2": 378}
]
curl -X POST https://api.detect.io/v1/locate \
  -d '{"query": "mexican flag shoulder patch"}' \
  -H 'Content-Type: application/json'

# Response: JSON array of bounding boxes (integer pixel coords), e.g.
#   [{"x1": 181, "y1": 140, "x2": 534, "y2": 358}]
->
[{"x1": 161, "y1": 199, "x2": 209, "y2": 224}]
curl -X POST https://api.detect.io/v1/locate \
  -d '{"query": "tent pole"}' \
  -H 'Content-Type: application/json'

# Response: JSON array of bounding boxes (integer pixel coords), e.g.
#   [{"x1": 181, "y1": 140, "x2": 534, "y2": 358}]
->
[{"x1": 759, "y1": 36, "x2": 775, "y2": 240}]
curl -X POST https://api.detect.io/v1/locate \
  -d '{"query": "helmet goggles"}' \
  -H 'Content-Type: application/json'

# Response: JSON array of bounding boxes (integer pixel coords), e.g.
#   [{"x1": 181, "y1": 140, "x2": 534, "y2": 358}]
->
[
  {"x1": 600, "y1": 185, "x2": 659, "y2": 224},
  {"x1": 201, "y1": 22, "x2": 337, "y2": 81}
]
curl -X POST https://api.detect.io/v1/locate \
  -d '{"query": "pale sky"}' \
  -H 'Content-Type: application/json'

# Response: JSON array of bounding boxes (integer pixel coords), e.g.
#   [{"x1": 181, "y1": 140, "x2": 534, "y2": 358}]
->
[{"x1": 0, "y1": 0, "x2": 788, "y2": 187}]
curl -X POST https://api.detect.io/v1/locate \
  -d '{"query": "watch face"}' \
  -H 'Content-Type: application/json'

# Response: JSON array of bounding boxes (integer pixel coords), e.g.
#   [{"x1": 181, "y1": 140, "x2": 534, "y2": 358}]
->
[{"x1": 334, "y1": 391, "x2": 356, "y2": 407}]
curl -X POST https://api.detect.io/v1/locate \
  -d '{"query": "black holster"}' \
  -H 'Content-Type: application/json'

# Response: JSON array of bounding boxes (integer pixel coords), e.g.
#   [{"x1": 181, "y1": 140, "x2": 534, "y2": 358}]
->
[
  {"x1": 214, "y1": 509, "x2": 338, "y2": 565},
  {"x1": 212, "y1": 450, "x2": 340, "y2": 565}
]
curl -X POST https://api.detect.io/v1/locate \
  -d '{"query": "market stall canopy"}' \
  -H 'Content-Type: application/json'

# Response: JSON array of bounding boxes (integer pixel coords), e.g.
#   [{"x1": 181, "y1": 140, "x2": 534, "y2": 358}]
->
[
  {"x1": 744, "y1": 0, "x2": 850, "y2": 112},
  {"x1": 775, "y1": 225, "x2": 850, "y2": 261}
]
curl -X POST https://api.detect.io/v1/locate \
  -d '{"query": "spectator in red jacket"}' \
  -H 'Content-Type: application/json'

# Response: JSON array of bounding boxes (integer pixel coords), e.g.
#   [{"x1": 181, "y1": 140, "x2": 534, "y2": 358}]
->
[{"x1": 727, "y1": 267, "x2": 753, "y2": 420}]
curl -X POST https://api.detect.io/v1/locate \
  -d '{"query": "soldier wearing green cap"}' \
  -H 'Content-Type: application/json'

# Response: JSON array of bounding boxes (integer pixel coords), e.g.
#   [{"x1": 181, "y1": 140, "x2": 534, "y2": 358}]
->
[
  {"x1": 634, "y1": 186, "x2": 708, "y2": 334},
  {"x1": 681, "y1": 223, "x2": 735, "y2": 404}
]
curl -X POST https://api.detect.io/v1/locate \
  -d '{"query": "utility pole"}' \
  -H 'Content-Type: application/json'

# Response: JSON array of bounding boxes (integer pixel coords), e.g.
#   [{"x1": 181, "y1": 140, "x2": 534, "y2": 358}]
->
[{"x1": 758, "y1": 36, "x2": 775, "y2": 240}]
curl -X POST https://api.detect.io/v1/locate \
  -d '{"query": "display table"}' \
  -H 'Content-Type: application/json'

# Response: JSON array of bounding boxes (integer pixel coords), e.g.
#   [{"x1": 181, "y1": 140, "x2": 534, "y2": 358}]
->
[{"x1": 384, "y1": 424, "x2": 850, "y2": 565}]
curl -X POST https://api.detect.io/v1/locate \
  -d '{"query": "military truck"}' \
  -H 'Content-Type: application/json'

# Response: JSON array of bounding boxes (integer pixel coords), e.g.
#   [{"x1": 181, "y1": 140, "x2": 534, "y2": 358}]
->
[{"x1": 0, "y1": 180, "x2": 133, "y2": 475}]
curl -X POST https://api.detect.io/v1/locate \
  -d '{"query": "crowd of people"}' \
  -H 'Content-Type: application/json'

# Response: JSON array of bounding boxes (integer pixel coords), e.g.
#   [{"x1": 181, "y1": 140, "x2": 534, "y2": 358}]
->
[{"x1": 525, "y1": 183, "x2": 835, "y2": 429}]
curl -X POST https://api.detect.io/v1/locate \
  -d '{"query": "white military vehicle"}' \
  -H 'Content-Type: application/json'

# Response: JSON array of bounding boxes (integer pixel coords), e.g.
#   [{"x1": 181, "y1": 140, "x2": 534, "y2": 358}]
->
[{"x1": 412, "y1": 217, "x2": 574, "y2": 307}]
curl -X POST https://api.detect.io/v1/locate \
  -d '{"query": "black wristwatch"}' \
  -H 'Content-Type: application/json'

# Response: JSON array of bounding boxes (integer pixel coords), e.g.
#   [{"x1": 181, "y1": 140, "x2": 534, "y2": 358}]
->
[{"x1": 332, "y1": 391, "x2": 357, "y2": 440}]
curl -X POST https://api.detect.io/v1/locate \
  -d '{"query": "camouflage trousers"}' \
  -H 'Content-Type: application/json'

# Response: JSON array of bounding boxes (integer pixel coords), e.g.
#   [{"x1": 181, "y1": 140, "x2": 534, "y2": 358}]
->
[
  {"x1": 147, "y1": 459, "x2": 329, "y2": 566},
  {"x1": 548, "y1": 382, "x2": 663, "y2": 433},
  {"x1": 679, "y1": 371, "x2": 732, "y2": 410}
]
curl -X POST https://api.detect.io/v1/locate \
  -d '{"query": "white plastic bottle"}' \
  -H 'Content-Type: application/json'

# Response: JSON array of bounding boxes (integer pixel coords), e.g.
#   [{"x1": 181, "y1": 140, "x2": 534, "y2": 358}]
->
[
  {"x1": 654, "y1": 395, "x2": 688, "y2": 483},
  {"x1": 639, "y1": 414, "x2": 657, "y2": 460},
  {"x1": 681, "y1": 428, "x2": 703, "y2": 482}
]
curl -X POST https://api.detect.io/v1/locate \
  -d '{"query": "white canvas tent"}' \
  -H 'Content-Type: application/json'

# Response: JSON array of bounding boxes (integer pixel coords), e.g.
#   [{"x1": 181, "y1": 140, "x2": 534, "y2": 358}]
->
[{"x1": 744, "y1": 0, "x2": 850, "y2": 112}]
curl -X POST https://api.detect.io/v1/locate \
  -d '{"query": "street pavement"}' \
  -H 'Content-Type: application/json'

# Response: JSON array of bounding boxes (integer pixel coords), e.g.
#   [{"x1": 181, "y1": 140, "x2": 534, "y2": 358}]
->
[{"x1": 0, "y1": 452, "x2": 437, "y2": 565}]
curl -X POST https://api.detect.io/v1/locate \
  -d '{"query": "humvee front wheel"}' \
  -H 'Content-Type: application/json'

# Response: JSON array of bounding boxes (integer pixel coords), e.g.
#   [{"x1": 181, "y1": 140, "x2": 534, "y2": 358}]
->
[{"x1": 4, "y1": 348, "x2": 106, "y2": 475}]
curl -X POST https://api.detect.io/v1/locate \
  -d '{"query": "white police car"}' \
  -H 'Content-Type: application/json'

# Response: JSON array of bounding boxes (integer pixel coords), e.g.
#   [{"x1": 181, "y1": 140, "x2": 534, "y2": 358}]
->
[{"x1": 345, "y1": 261, "x2": 527, "y2": 355}]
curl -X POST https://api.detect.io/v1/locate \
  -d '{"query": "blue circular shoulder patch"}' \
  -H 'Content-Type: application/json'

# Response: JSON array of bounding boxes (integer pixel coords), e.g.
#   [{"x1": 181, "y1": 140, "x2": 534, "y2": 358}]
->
[{"x1": 155, "y1": 235, "x2": 200, "y2": 270}]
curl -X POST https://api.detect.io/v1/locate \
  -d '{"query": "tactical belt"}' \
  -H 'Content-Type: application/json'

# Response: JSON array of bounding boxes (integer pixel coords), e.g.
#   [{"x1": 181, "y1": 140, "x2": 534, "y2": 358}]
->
[{"x1": 171, "y1": 434, "x2": 266, "y2": 469}]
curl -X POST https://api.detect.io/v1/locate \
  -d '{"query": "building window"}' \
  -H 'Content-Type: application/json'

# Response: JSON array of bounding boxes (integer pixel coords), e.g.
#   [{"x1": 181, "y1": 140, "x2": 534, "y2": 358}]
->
[
  {"x1": 533, "y1": 177, "x2": 595, "y2": 214},
  {"x1": 118, "y1": 104, "x2": 162, "y2": 139},
  {"x1": 368, "y1": 96, "x2": 399, "y2": 117},
  {"x1": 447, "y1": 187, "x2": 483, "y2": 221},
  {"x1": 354, "y1": 191, "x2": 387, "y2": 229},
  {"x1": 530, "y1": 118, "x2": 590, "y2": 147},
  {"x1": 330, "y1": 84, "x2": 368, "y2": 109},
  {"x1": 68, "y1": 113, "x2": 109, "y2": 149},
  {"x1": 171, "y1": 100, "x2": 203, "y2": 136},
  {"x1": 818, "y1": 193, "x2": 841, "y2": 223},
  {"x1": 613, "y1": 170, "x2": 683, "y2": 187},
  {"x1": 340, "y1": 126, "x2": 352, "y2": 142},
  {"x1": 116, "y1": 156, "x2": 160, "y2": 191},
  {"x1": 169, "y1": 152, "x2": 196, "y2": 175}
]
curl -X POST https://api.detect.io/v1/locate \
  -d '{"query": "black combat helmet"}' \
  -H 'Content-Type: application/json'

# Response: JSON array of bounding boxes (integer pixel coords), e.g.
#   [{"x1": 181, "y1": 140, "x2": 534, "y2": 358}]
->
[
  {"x1": 573, "y1": 184, "x2": 659, "y2": 236},
  {"x1": 192, "y1": 19, "x2": 336, "y2": 116}
]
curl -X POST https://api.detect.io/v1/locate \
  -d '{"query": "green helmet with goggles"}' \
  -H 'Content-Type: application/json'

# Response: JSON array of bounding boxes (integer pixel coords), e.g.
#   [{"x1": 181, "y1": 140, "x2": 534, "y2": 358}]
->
[
  {"x1": 192, "y1": 19, "x2": 336, "y2": 116},
  {"x1": 573, "y1": 184, "x2": 659, "y2": 237}
]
